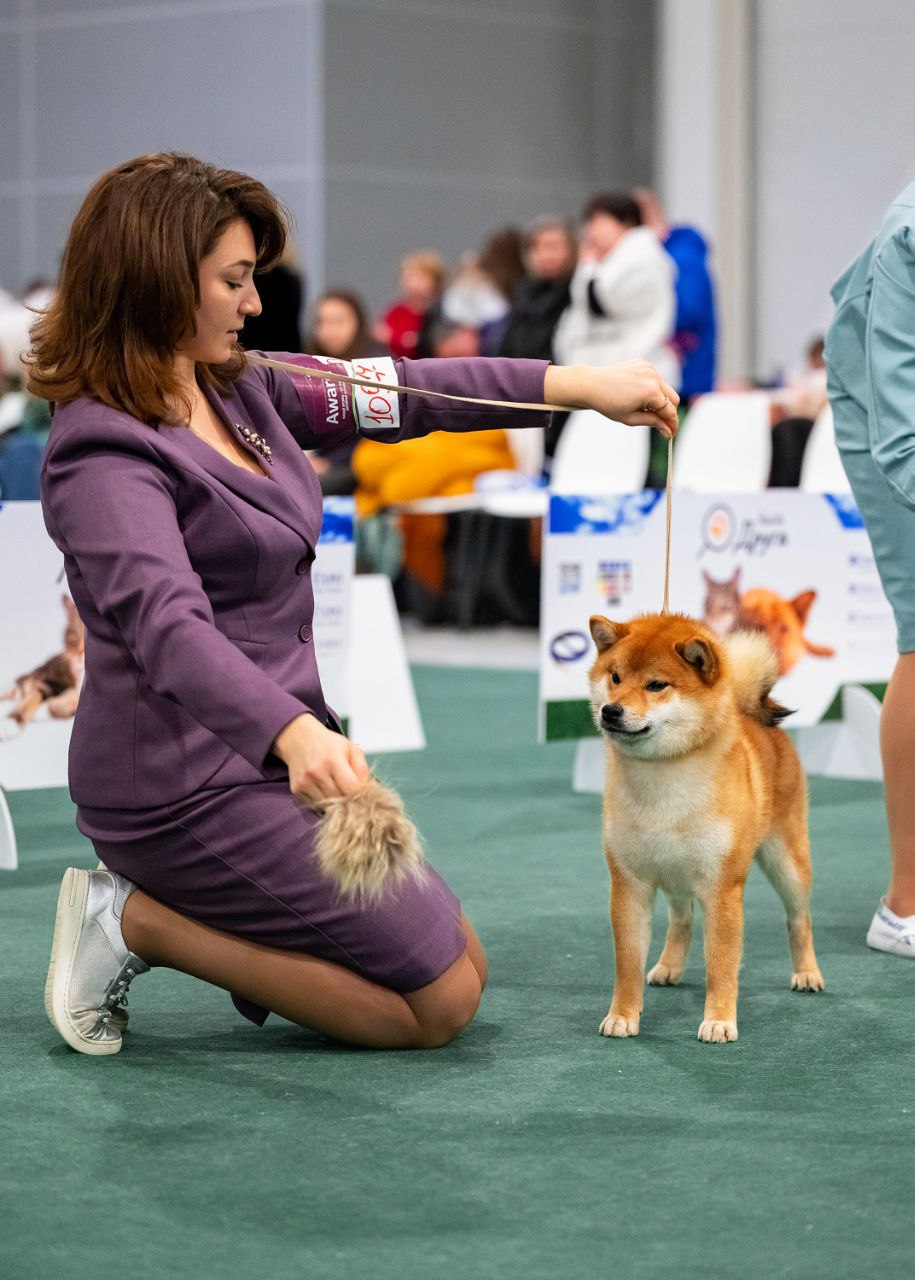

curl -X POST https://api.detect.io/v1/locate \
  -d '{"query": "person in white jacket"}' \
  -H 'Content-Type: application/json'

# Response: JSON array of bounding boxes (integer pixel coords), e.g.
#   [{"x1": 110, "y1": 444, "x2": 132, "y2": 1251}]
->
[{"x1": 554, "y1": 193, "x2": 679, "y2": 390}]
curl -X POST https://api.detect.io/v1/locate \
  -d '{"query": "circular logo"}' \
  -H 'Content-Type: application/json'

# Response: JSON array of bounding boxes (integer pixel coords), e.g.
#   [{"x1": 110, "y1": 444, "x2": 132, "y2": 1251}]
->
[
  {"x1": 702, "y1": 504, "x2": 735, "y2": 553},
  {"x1": 550, "y1": 630, "x2": 590, "y2": 664}
]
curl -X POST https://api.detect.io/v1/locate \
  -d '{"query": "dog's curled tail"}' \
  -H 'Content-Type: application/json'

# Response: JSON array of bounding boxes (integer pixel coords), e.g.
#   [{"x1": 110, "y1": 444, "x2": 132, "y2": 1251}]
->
[
  {"x1": 724, "y1": 630, "x2": 793, "y2": 727},
  {"x1": 312, "y1": 777, "x2": 425, "y2": 903}
]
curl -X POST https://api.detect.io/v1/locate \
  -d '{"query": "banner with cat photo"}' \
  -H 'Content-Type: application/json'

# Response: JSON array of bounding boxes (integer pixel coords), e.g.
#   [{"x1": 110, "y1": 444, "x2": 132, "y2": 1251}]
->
[
  {"x1": 0, "y1": 500, "x2": 354, "y2": 790},
  {"x1": 539, "y1": 491, "x2": 896, "y2": 741}
]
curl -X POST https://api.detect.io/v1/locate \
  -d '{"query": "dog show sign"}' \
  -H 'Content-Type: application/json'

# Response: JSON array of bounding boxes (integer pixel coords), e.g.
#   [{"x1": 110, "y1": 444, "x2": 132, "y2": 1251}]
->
[
  {"x1": 0, "y1": 499, "x2": 355, "y2": 793},
  {"x1": 539, "y1": 491, "x2": 896, "y2": 741}
]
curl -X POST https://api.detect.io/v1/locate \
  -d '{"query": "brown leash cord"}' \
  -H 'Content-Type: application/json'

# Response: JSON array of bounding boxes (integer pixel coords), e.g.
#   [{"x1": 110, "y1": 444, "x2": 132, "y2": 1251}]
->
[
  {"x1": 661, "y1": 435, "x2": 673, "y2": 615},
  {"x1": 246, "y1": 353, "x2": 579, "y2": 413}
]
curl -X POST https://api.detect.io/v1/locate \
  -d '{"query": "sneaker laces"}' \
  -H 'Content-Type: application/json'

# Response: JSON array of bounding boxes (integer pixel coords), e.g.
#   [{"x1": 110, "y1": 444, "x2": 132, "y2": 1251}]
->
[{"x1": 92, "y1": 957, "x2": 145, "y2": 1034}]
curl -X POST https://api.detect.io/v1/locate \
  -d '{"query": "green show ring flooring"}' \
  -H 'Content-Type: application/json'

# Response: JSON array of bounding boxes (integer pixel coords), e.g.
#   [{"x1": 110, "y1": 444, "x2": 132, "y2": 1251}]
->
[{"x1": 1, "y1": 666, "x2": 911, "y2": 1280}]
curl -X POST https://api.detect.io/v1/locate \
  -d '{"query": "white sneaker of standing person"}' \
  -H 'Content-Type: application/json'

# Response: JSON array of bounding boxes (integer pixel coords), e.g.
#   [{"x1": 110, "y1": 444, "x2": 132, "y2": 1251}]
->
[
  {"x1": 866, "y1": 898, "x2": 915, "y2": 958},
  {"x1": 45, "y1": 867, "x2": 150, "y2": 1054}
]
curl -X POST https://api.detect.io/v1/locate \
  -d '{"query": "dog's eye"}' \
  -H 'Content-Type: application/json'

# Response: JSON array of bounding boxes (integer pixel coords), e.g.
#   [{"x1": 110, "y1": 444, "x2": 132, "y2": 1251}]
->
[
  {"x1": 646, "y1": 680, "x2": 669, "y2": 693},
  {"x1": 611, "y1": 672, "x2": 621, "y2": 685}
]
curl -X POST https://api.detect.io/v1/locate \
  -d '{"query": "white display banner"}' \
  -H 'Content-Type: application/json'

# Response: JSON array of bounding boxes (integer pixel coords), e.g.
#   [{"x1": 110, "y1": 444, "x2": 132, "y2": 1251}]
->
[
  {"x1": 0, "y1": 499, "x2": 354, "y2": 790},
  {"x1": 539, "y1": 491, "x2": 896, "y2": 741}
]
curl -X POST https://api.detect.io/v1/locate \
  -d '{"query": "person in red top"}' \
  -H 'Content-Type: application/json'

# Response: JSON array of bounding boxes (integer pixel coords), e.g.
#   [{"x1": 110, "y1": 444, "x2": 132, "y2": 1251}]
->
[{"x1": 374, "y1": 250, "x2": 446, "y2": 358}]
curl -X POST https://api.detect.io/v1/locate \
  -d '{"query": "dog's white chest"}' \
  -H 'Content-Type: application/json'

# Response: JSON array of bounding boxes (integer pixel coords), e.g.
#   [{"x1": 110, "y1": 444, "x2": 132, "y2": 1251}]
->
[{"x1": 603, "y1": 768, "x2": 732, "y2": 896}]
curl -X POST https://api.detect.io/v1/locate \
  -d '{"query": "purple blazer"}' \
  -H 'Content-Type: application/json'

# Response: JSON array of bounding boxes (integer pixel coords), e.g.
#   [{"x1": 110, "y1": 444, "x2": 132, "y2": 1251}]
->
[{"x1": 41, "y1": 353, "x2": 549, "y2": 809}]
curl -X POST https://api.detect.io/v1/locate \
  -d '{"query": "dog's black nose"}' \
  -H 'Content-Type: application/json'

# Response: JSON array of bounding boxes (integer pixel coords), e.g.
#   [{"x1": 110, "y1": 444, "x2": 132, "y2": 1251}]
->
[{"x1": 601, "y1": 703, "x2": 625, "y2": 724}]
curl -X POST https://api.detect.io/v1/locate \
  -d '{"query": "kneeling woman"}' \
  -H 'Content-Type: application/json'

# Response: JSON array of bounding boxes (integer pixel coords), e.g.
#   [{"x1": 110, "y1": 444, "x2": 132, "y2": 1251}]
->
[{"x1": 34, "y1": 152, "x2": 678, "y2": 1055}]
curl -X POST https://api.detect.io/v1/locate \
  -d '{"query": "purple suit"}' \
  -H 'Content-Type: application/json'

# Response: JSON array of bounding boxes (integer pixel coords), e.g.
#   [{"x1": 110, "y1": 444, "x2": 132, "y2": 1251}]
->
[{"x1": 41, "y1": 353, "x2": 549, "y2": 1022}]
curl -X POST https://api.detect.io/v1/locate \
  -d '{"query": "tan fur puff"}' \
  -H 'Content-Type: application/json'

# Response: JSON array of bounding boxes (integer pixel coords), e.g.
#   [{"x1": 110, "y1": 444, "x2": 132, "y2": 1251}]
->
[
  {"x1": 312, "y1": 778, "x2": 425, "y2": 903},
  {"x1": 722, "y1": 629, "x2": 791, "y2": 725}
]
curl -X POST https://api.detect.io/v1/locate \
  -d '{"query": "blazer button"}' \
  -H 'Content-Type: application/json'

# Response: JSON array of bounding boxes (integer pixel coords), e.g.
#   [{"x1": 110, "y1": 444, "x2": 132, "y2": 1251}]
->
[
  {"x1": 295, "y1": 558, "x2": 309, "y2": 575},
  {"x1": 298, "y1": 625, "x2": 312, "y2": 643}
]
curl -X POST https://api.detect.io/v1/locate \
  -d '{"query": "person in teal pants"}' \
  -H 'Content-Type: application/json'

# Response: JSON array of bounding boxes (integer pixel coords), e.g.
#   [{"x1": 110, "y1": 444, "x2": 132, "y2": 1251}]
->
[{"x1": 825, "y1": 182, "x2": 915, "y2": 957}]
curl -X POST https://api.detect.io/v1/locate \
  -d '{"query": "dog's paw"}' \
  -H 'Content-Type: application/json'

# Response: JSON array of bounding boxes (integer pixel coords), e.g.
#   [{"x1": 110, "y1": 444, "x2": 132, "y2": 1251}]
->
[
  {"x1": 791, "y1": 969, "x2": 825, "y2": 992},
  {"x1": 697, "y1": 1019, "x2": 738, "y2": 1043},
  {"x1": 599, "y1": 1012, "x2": 640, "y2": 1038},
  {"x1": 647, "y1": 962, "x2": 682, "y2": 986}
]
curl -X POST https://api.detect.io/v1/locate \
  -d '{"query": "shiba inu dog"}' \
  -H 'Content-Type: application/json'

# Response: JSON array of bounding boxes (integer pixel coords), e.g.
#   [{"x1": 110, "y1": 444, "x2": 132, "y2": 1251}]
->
[
  {"x1": 737, "y1": 587, "x2": 835, "y2": 676},
  {"x1": 588, "y1": 612, "x2": 824, "y2": 1044}
]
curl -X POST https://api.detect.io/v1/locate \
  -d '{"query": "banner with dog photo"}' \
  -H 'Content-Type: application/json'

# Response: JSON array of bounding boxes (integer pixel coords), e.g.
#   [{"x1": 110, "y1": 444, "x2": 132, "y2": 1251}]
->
[
  {"x1": 539, "y1": 491, "x2": 896, "y2": 740},
  {"x1": 0, "y1": 500, "x2": 354, "y2": 790}
]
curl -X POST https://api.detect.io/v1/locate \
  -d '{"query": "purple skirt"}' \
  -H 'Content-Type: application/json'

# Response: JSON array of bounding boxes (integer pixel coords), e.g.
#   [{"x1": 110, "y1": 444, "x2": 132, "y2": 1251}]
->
[{"x1": 77, "y1": 779, "x2": 466, "y2": 1025}]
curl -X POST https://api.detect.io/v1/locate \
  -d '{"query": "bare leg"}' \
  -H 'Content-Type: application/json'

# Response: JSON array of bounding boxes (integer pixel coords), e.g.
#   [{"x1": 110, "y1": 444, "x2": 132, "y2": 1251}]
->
[
  {"x1": 880, "y1": 653, "x2": 915, "y2": 916},
  {"x1": 460, "y1": 914, "x2": 488, "y2": 989},
  {"x1": 121, "y1": 891, "x2": 482, "y2": 1050},
  {"x1": 699, "y1": 880, "x2": 744, "y2": 1043},
  {"x1": 647, "y1": 894, "x2": 693, "y2": 985},
  {"x1": 599, "y1": 865, "x2": 653, "y2": 1038}
]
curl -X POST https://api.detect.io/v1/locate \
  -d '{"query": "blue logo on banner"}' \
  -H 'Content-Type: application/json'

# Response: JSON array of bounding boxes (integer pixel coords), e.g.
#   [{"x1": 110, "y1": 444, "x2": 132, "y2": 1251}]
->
[
  {"x1": 320, "y1": 497, "x2": 355, "y2": 543},
  {"x1": 550, "y1": 630, "x2": 591, "y2": 664},
  {"x1": 823, "y1": 494, "x2": 864, "y2": 529},
  {"x1": 549, "y1": 491, "x2": 663, "y2": 536}
]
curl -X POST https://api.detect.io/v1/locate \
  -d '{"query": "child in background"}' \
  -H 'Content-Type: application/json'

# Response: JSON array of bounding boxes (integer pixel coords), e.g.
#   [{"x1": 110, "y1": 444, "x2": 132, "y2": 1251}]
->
[{"x1": 374, "y1": 251, "x2": 446, "y2": 359}]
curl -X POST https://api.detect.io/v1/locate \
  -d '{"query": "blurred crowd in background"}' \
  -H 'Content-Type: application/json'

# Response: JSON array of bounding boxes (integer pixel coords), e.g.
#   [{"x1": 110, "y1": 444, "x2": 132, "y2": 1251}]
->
[{"x1": 0, "y1": 185, "x2": 829, "y2": 627}]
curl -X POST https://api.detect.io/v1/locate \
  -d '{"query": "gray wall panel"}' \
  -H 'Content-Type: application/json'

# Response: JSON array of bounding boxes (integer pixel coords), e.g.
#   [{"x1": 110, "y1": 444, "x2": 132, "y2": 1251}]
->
[
  {"x1": 0, "y1": 198, "x2": 22, "y2": 293},
  {"x1": 756, "y1": 0, "x2": 915, "y2": 376},
  {"x1": 32, "y1": 189, "x2": 83, "y2": 283},
  {"x1": 33, "y1": 5, "x2": 312, "y2": 180},
  {"x1": 325, "y1": 10, "x2": 592, "y2": 183},
  {"x1": 0, "y1": 35, "x2": 22, "y2": 192}
]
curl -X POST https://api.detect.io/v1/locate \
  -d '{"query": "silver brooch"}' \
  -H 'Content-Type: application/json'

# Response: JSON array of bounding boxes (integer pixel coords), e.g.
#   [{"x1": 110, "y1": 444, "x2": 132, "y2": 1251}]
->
[{"x1": 235, "y1": 423, "x2": 273, "y2": 465}]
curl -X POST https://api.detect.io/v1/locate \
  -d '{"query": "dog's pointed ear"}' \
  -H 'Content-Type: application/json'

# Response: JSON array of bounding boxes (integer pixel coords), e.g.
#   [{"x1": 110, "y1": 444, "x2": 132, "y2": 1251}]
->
[
  {"x1": 791, "y1": 590, "x2": 816, "y2": 624},
  {"x1": 675, "y1": 637, "x2": 719, "y2": 684},
  {"x1": 590, "y1": 616, "x2": 627, "y2": 654},
  {"x1": 733, "y1": 566, "x2": 742, "y2": 589},
  {"x1": 702, "y1": 570, "x2": 713, "y2": 586}
]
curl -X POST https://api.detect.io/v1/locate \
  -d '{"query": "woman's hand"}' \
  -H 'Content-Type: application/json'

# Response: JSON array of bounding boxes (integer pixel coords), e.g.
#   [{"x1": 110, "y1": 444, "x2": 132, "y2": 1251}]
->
[
  {"x1": 544, "y1": 361, "x2": 680, "y2": 438},
  {"x1": 273, "y1": 712, "x2": 370, "y2": 804}
]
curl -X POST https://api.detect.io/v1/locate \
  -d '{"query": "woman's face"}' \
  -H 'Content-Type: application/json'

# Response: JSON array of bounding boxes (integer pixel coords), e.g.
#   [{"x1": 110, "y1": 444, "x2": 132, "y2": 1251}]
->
[
  {"x1": 180, "y1": 219, "x2": 262, "y2": 364},
  {"x1": 399, "y1": 263, "x2": 436, "y2": 308},
  {"x1": 314, "y1": 298, "x2": 360, "y2": 357},
  {"x1": 527, "y1": 227, "x2": 573, "y2": 280},
  {"x1": 583, "y1": 212, "x2": 629, "y2": 259}
]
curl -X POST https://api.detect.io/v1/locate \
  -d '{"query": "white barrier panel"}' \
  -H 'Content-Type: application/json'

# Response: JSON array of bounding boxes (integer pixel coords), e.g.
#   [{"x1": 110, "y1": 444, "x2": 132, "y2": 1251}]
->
[
  {"x1": 346, "y1": 575, "x2": 425, "y2": 754},
  {"x1": 0, "y1": 499, "x2": 355, "y2": 792},
  {"x1": 0, "y1": 787, "x2": 17, "y2": 869},
  {"x1": 540, "y1": 492, "x2": 895, "y2": 761}
]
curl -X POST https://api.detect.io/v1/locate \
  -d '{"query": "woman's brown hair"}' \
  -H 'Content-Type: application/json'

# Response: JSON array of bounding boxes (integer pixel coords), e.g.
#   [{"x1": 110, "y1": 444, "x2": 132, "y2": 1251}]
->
[{"x1": 26, "y1": 152, "x2": 289, "y2": 424}]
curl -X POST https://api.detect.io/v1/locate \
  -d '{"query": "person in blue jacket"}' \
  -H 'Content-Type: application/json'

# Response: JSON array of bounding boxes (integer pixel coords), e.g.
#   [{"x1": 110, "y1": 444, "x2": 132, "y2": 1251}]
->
[
  {"x1": 825, "y1": 182, "x2": 915, "y2": 958},
  {"x1": 634, "y1": 188, "x2": 717, "y2": 400}
]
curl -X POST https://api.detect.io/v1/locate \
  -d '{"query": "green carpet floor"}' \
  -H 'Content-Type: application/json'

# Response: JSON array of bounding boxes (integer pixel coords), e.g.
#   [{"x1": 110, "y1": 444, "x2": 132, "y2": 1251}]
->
[{"x1": 1, "y1": 666, "x2": 911, "y2": 1280}]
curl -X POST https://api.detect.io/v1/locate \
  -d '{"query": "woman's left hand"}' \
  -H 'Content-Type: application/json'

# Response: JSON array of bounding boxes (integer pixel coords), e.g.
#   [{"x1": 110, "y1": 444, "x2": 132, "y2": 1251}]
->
[{"x1": 544, "y1": 361, "x2": 680, "y2": 438}]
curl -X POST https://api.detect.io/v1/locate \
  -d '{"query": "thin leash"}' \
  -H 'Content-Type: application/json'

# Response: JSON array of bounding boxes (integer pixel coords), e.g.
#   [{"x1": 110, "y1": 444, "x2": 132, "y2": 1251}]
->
[
  {"x1": 661, "y1": 434, "x2": 673, "y2": 615},
  {"x1": 246, "y1": 353, "x2": 580, "y2": 414}
]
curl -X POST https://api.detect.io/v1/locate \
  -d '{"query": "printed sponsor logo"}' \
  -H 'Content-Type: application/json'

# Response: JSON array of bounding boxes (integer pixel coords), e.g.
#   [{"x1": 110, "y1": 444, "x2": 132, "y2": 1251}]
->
[
  {"x1": 559, "y1": 562, "x2": 581, "y2": 595},
  {"x1": 700, "y1": 504, "x2": 735, "y2": 553},
  {"x1": 700, "y1": 505, "x2": 788, "y2": 557},
  {"x1": 597, "y1": 560, "x2": 632, "y2": 607},
  {"x1": 549, "y1": 630, "x2": 590, "y2": 665}
]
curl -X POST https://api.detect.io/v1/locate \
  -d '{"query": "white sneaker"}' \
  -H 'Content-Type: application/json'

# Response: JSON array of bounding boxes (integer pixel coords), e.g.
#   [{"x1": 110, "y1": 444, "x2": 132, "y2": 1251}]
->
[
  {"x1": 45, "y1": 867, "x2": 150, "y2": 1055},
  {"x1": 866, "y1": 899, "x2": 915, "y2": 958}
]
